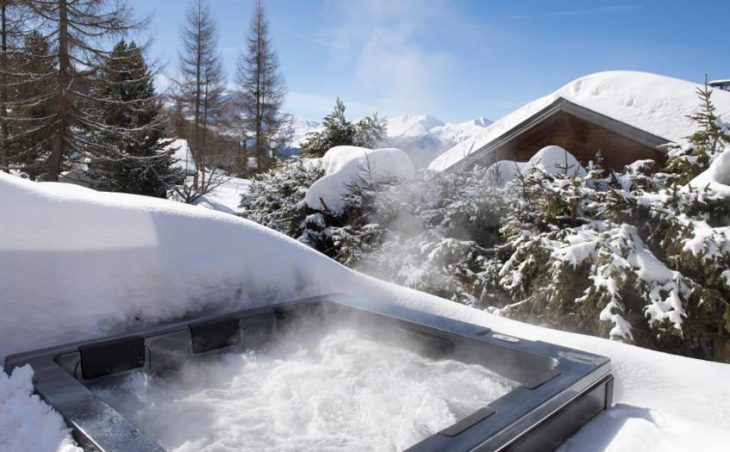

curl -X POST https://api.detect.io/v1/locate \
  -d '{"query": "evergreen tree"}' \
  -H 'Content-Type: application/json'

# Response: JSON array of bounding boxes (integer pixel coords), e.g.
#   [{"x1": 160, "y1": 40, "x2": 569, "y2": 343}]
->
[
  {"x1": 23, "y1": 0, "x2": 147, "y2": 181},
  {"x1": 0, "y1": 0, "x2": 23, "y2": 173},
  {"x1": 86, "y1": 40, "x2": 178, "y2": 197},
  {"x1": 235, "y1": 0, "x2": 286, "y2": 172},
  {"x1": 300, "y1": 98, "x2": 386, "y2": 157},
  {"x1": 6, "y1": 30, "x2": 56, "y2": 178},
  {"x1": 176, "y1": 0, "x2": 225, "y2": 188},
  {"x1": 666, "y1": 78, "x2": 730, "y2": 184}
]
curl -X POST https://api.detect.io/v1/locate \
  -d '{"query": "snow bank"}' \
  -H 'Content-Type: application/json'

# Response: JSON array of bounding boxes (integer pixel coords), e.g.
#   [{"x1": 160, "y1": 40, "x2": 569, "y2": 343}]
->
[
  {"x1": 431, "y1": 71, "x2": 730, "y2": 171},
  {"x1": 0, "y1": 366, "x2": 80, "y2": 452},
  {"x1": 2, "y1": 172, "x2": 730, "y2": 450},
  {"x1": 0, "y1": 173, "x2": 356, "y2": 360},
  {"x1": 304, "y1": 146, "x2": 415, "y2": 212},
  {"x1": 165, "y1": 139, "x2": 197, "y2": 175},
  {"x1": 194, "y1": 176, "x2": 251, "y2": 215}
]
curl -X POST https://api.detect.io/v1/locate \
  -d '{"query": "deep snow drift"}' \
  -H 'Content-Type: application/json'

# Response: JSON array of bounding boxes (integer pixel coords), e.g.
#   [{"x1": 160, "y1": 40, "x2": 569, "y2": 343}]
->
[
  {"x1": 304, "y1": 146, "x2": 416, "y2": 212},
  {"x1": 430, "y1": 71, "x2": 730, "y2": 171},
  {"x1": 2, "y1": 172, "x2": 730, "y2": 451}
]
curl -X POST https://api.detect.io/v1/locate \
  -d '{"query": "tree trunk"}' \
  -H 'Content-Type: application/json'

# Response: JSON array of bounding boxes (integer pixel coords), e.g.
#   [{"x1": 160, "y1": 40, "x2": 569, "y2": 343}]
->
[
  {"x1": 48, "y1": 0, "x2": 69, "y2": 181},
  {"x1": 192, "y1": 1, "x2": 203, "y2": 189},
  {"x1": 0, "y1": 0, "x2": 9, "y2": 173}
]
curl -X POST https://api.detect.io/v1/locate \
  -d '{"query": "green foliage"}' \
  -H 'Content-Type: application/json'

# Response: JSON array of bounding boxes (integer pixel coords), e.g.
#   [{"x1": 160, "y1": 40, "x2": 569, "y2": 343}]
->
[
  {"x1": 666, "y1": 79, "x2": 730, "y2": 184},
  {"x1": 86, "y1": 40, "x2": 179, "y2": 197},
  {"x1": 241, "y1": 160, "x2": 325, "y2": 236},
  {"x1": 300, "y1": 98, "x2": 386, "y2": 157},
  {"x1": 6, "y1": 31, "x2": 56, "y2": 179},
  {"x1": 242, "y1": 88, "x2": 730, "y2": 361}
]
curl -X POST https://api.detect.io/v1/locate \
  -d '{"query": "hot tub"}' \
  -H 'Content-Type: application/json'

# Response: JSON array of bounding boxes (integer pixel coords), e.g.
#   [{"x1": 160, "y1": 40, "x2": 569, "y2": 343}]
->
[{"x1": 3, "y1": 295, "x2": 612, "y2": 451}]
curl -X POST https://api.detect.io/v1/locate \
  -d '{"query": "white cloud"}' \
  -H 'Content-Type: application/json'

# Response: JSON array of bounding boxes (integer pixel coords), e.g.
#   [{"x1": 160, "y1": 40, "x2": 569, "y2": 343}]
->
[{"x1": 310, "y1": 0, "x2": 475, "y2": 116}]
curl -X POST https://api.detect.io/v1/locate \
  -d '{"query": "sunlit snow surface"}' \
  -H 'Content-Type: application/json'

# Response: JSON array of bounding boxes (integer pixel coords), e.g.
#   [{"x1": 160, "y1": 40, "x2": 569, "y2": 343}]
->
[{"x1": 92, "y1": 325, "x2": 514, "y2": 452}]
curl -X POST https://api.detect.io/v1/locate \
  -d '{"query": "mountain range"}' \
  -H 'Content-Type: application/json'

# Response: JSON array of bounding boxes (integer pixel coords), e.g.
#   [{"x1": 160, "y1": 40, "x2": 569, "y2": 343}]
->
[{"x1": 286, "y1": 114, "x2": 492, "y2": 168}]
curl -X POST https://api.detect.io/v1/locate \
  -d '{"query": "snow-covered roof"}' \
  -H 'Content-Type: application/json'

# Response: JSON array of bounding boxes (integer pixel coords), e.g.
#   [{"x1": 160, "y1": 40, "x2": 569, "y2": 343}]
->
[
  {"x1": 164, "y1": 138, "x2": 197, "y2": 175},
  {"x1": 430, "y1": 71, "x2": 730, "y2": 171}
]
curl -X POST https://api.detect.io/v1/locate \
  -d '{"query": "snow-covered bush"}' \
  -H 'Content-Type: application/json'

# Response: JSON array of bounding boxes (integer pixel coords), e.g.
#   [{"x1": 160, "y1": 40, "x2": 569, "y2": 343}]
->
[
  {"x1": 493, "y1": 137, "x2": 730, "y2": 358},
  {"x1": 240, "y1": 157, "x2": 509, "y2": 304},
  {"x1": 240, "y1": 89, "x2": 730, "y2": 360},
  {"x1": 665, "y1": 81, "x2": 730, "y2": 184},
  {"x1": 240, "y1": 160, "x2": 325, "y2": 237},
  {"x1": 299, "y1": 98, "x2": 387, "y2": 157},
  {"x1": 352, "y1": 167, "x2": 506, "y2": 303}
]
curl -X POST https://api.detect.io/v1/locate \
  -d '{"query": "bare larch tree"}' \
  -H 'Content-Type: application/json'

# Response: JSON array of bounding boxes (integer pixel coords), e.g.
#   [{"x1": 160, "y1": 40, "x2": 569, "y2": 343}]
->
[
  {"x1": 0, "y1": 0, "x2": 31, "y2": 173},
  {"x1": 176, "y1": 0, "x2": 225, "y2": 188},
  {"x1": 235, "y1": 0, "x2": 286, "y2": 173},
  {"x1": 21, "y1": 0, "x2": 146, "y2": 181}
]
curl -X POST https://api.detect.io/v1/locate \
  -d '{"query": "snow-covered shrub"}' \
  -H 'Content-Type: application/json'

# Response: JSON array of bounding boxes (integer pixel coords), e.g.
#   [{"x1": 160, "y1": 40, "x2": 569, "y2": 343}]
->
[
  {"x1": 493, "y1": 129, "x2": 730, "y2": 358},
  {"x1": 240, "y1": 160, "x2": 325, "y2": 237},
  {"x1": 241, "y1": 158, "x2": 510, "y2": 306},
  {"x1": 299, "y1": 98, "x2": 386, "y2": 157},
  {"x1": 352, "y1": 166, "x2": 511, "y2": 305},
  {"x1": 665, "y1": 81, "x2": 730, "y2": 184},
  {"x1": 240, "y1": 87, "x2": 730, "y2": 359}
]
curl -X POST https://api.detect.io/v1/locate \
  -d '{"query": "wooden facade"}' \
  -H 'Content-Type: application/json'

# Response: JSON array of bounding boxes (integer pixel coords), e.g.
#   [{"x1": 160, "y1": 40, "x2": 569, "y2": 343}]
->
[{"x1": 451, "y1": 98, "x2": 669, "y2": 172}]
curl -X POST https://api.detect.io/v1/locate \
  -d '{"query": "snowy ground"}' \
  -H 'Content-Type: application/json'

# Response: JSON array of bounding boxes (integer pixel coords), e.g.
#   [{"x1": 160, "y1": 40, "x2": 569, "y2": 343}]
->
[
  {"x1": 194, "y1": 176, "x2": 251, "y2": 215},
  {"x1": 1, "y1": 172, "x2": 729, "y2": 451}
]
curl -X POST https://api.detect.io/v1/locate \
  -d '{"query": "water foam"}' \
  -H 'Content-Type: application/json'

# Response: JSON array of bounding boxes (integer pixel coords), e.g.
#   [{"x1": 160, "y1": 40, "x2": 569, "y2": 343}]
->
[{"x1": 92, "y1": 326, "x2": 514, "y2": 451}]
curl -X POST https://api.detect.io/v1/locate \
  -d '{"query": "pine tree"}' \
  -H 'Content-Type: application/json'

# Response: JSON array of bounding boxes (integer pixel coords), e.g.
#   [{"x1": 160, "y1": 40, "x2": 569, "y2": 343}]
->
[
  {"x1": 0, "y1": 1, "x2": 47, "y2": 175},
  {"x1": 176, "y1": 0, "x2": 225, "y2": 188},
  {"x1": 5, "y1": 30, "x2": 56, "y2": 178},
  {"x1": 23, "y1": 0, "x2": 147, "y2": 181},
  {"x1": 0, "y1": 0, "x2": 19, "y2": 173},
  {"x1": 86, "y1": 40, "x2": 178, "y2": 197},
  {"x1": 666, "y1": 77, "x2": 730, "y2": 184},
  {"x1": 300, "y1": 98, "x2": 386, "y2": 157},
  {"x1": 235, "y1": 0, "x2": 286, "y2": 172}
]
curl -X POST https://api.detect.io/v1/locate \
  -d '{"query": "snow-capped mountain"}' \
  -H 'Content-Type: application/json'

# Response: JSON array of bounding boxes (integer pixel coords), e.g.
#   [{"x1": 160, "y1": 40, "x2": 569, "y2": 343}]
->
[
  {"x1": 286, "y1": 116, "x2": 321, "y2": 148},
  {"x1": 384, "y1": 114, "x2": 492, "y2": 167},
  {"x1": 288, "y1": 114, "x2": 492, "y2": 168}
]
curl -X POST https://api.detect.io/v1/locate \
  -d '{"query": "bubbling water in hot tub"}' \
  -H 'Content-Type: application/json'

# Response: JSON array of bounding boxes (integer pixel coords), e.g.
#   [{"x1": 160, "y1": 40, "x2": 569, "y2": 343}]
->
[{"x1": 91, "y1": 318, "x2": 515, "y2": 451}]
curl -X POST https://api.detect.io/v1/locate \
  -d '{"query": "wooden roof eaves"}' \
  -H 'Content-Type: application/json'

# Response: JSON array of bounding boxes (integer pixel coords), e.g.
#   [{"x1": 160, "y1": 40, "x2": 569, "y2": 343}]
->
[{"x1": 447, "y1": 97, "x2": 672, "y2": 172}]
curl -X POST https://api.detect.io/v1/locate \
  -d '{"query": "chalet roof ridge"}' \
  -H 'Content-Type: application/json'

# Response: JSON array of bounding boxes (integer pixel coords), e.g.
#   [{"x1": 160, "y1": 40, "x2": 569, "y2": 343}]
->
[{"x1": 445, "y1": 96, "x2": 670, "y2": 172}]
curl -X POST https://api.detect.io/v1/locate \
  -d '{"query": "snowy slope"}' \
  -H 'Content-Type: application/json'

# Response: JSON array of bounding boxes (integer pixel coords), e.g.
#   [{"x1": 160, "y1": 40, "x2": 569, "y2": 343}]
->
[
  {"x1": 2, "y1": 172, "x2": 730, "y2": 451},
  {"x1": 194, "y1": 176, "x2": 251, "y2": 215},
  {"x1": 431, "y1": 71, "x2": 730, "y2": 171},
  {"x1": 285, "y1": 116, "x2": 322, "y2": 150}
]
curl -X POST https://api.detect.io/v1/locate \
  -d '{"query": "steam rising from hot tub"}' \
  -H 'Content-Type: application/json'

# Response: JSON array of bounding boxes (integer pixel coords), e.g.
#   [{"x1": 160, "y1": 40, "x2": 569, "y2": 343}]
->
[{"x1": 91, "y1": 315, "x2": 515, "y2": 451}]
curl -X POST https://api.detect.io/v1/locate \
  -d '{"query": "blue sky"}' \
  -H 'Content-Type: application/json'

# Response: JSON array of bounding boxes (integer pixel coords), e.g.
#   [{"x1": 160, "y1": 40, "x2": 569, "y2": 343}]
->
[{"x1": 127, "y1": 0, "x2": 730, "y2": 123}]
